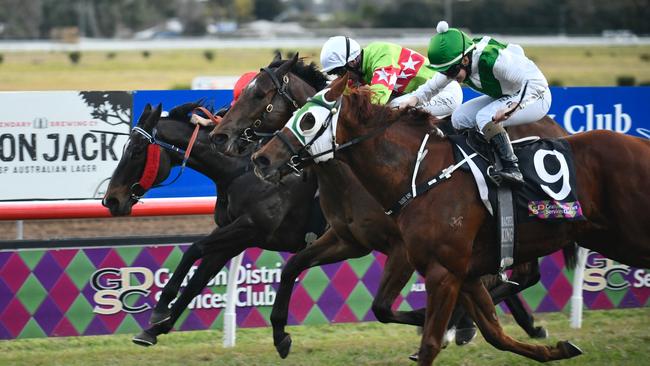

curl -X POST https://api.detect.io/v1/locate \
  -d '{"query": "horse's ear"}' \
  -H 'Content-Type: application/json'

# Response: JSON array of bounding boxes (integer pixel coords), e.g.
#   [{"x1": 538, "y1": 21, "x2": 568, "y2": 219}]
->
[
  {"x1": 325, "y1": 73, "x2": 348, "y2": 101},
  {"x1": 271, "y1": 50, "x2": 282, "y2": 64},
  {"x1": 275, "y1": 52, "x2": 299, "y2": 78},
  {"x1": 143, "y1": 103, "x2": 162, "y2": 130},
  {"x1": 136, "y1": 104, "x2": 152, "y2": 126}
]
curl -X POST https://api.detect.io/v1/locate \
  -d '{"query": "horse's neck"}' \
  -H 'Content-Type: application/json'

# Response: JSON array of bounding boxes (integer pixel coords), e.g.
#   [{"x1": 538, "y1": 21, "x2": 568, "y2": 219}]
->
[
  {"x1": 336, "y1": 122, "x2": 451, "y2": 210},
  {"x1": 313, "y1": 160, "x2": 352, "y2": 190},
  {"x1": 161, "y1": 127, "x2": 250, "y2": 187}
]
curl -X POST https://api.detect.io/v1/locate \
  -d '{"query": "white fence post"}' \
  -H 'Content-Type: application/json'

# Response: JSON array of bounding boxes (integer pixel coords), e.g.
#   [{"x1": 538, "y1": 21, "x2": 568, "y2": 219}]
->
[
  {"x1": 223, "y1": 252, "x2": 244, "y2": 347},
  {"x1": 16, "y1": 220, "x2": 24, "y2": 240},
  {"x1": 570, "y1": 247, "x2": 589, "y2": 328}
]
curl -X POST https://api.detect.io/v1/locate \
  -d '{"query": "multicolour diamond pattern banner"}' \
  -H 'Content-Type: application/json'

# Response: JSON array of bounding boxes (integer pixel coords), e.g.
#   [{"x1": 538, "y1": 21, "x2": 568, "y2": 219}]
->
[{"x1": 0, "y1": 243, "x2": 648, "y2": 339}]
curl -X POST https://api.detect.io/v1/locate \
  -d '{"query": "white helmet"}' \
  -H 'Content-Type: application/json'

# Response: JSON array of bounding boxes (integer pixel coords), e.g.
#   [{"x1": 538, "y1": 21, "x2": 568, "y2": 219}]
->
[{"x1": 320, "y1": 36, "x2": 361, "y2": 73}]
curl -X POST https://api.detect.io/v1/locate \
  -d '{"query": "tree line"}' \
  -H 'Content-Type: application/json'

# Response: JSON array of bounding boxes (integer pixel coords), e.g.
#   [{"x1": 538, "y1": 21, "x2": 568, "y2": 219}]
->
[{"x1": 0, "y1": 0, "x2": 647, "y2": 39}]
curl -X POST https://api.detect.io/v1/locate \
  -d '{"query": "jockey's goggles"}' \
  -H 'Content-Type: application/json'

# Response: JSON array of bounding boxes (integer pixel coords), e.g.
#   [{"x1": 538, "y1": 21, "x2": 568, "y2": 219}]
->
[{"x1": 443, "y1": 62, "x2": 463, "y2": 78}]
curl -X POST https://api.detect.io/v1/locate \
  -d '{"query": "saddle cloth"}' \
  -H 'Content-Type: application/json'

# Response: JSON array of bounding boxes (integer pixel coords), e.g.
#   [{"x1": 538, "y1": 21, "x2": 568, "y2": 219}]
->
[{"x1": 448, "y1": 133, "x2": 584, "y2": 223}]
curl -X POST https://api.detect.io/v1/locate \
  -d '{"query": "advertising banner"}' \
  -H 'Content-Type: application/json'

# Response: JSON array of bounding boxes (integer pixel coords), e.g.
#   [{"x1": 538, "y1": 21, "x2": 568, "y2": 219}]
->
[
  {"x1": 463, "y1": 86, "x2": 650, "y2": 139},
  {"x1": 0, "y1": 243, "x2": 647, "y2": 340},
  {"x1": 1, "y1": 87, "x2": 647, "y2": 201},
  {"x1": 0, "y1": 91, "x2": 132, "y2": 200}
]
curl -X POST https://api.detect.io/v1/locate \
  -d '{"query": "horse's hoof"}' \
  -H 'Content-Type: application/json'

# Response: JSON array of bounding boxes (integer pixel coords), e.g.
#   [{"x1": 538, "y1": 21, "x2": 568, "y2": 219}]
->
[
  {"x1": 455, "y1": 327, "x2": 477, "y2": 346},
  {"x1": 558, "y1": 341, "x2": 583, "y2": 359},
  {"x1": 408, "y1": 350, "x2": 419, "y2": 362},
  {"x1": 149, "y1": 309, "x2": 171, "y2": 325},
  {"x1": 531, "y1": 326, "x2": 548, "y2": 339},
  {"x1": 275, "y1": 333, "x2": 292, "y2": 359},
  {"x1": 132, "y1": 330, "x2": 157, "y2": 347}
]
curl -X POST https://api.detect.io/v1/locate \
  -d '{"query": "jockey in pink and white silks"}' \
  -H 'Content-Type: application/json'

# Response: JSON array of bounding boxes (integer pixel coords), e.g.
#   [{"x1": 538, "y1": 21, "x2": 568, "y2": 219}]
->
[
  {"x1": 319, "y1": 36, "x2": 463, "y2": 118},
  {"x1": 399, "y1": 21, "x2": 552, "y2": 186}
]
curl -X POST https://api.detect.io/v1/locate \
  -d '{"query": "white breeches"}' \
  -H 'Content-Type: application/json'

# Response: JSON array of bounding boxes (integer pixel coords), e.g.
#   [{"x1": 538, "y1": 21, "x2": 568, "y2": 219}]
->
[{"x1": 451, "y1": 86, "x2": 552, "y2": 131}]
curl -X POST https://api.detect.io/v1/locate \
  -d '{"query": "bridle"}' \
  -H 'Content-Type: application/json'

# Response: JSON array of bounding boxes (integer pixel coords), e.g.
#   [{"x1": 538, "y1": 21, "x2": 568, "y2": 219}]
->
[
  {"x1": 272, "y1": 93, "x2": 391, "y2": 176},
  {"x1": 240, "y1": 67, "x2": 301, "y2": 143},
  {"x1": 126, "y1": 107, "x2": 217, "y2": 201}
]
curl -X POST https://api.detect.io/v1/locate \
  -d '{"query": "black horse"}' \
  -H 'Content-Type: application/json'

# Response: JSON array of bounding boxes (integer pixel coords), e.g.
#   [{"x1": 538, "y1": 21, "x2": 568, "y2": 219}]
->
[{"x1": 103, "y1": 103, "x2": 320, "y2": 345}]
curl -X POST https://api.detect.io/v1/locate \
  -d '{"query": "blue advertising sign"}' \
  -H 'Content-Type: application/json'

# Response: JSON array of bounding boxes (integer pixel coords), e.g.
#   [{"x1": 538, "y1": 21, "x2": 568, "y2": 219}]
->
[
  {"x1": 463, "y1": 86, "x2": 650, "y2": 139},
  {"x1": 132, "y1": 90, "x2": 233, "y2": 198}
]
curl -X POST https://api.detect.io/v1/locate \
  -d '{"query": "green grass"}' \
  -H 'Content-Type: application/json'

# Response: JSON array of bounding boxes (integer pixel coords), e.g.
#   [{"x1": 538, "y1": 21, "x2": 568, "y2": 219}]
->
[
  {"x1": 0, "y1": 46, "x2": 649, "y2": 91},
  {"x1": 1, "y1": 308, "x2": 648, "y2": 365}
]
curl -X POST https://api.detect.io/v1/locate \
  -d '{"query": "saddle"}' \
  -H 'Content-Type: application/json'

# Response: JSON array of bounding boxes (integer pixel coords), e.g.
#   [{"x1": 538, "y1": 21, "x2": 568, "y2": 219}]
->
[{"x1": 447, "y1": 128, "x2": 583, "y2": 279}]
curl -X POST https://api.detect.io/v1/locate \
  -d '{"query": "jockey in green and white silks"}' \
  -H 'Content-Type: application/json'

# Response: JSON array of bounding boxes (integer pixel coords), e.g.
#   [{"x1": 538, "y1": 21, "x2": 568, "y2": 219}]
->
[
  {"x1": 320, "y1": 36, "x2": 463, "y2": 118},
  {"x1": 400, "y1": 21, "x2": 552, "y2": 186}
]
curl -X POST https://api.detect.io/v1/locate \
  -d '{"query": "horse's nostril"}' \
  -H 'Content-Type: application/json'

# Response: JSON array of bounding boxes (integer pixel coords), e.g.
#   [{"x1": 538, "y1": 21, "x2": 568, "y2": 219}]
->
[
  {"x1": 253, "y1": 154, "x2": 270, "y2": 168},
  {"x1": 102, "y1": 196, "x2": 118, "y2": 209},
  {"x1": 211, "y1": 133, "x2": 228, "y2": 145}
]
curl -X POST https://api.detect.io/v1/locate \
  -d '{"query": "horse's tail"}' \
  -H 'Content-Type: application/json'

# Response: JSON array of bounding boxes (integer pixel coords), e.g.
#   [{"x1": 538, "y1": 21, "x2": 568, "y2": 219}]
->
[{"x1": 562, "y1": 242, "x2": 579, "y2": 270}]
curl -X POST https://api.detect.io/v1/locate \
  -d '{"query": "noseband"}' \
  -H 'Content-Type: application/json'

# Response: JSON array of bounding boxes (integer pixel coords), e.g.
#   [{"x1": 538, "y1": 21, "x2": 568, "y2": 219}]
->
[{"x1": 241, "y1": 67, "x2": 300, "y2": 143}]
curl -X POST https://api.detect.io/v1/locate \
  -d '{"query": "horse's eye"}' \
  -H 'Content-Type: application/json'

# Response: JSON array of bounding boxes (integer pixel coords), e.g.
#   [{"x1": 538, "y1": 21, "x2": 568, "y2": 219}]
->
[{"x1": 299, "y1": 113, "x2": 316, "y2": 132}]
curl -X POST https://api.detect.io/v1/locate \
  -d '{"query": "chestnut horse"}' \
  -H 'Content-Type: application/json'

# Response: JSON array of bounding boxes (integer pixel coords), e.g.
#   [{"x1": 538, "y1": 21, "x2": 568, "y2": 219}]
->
[
  {"x1": 251, "y1": 74, "x2": 650, "y2": 365},
  {"x1": 212, "y1": 55, "x2": 573, "y2": 357}
]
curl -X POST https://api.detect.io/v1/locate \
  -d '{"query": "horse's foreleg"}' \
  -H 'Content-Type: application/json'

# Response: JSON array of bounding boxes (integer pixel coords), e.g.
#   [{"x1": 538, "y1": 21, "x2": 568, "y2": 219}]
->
[
  {"x1": 371, "y1": 245, "x2": 424, "y2": 326},
  {"x1": 149, "y1": 215, "x2": 258, "y2": 326},
  {"x1": 487, "y1": 261, "x2": 545, "y2": 338},
  {"x1": 417, "y1": 262, "x2": 461, "y2": 366},
  {"x1": 270, "y1": 229, "x2": 370, "y2": 359},
  {"x1": 133, "y1": 248, "x2": 242, "y2": 347},
  {"x1": 458, "y1": 278, "x2": 582, "y2": 362},
  {"x1": 504, "y1": 295, "x2": 547, "y2": 338},
  {"x1": 149, "y1": 242, "x2": 202, "y2": 325}
]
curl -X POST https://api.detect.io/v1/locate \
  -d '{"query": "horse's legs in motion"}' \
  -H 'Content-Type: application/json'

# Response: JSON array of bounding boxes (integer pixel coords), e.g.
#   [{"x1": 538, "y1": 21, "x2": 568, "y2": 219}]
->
[
  {"x1": 505, "y1": 295, "x2": 547, "y2": 338},
  {"x1": 270, "y1": 229, "x2": 370, "y2": 358},
  {"x1": 454, "y1": 260, "x2": 545, "y2": 345},
  {"x1": 133, "y1": 216, "x2": 258, "y2": 346},
  {"x1": 148, "y1": 241, "x2": 205, "y2": 325},
  {"x1": 417, "y1": 261, "x2": 462, "y2": 366},
  {"x1": 134, "y1": 248, "x2": 243, "y2": 346},
  {"x1": 457, "y1": 278, "x2": 582, "y2": 363},
  {"x1": 371, "y1": 245, "x2": 425, "y2": 326}
]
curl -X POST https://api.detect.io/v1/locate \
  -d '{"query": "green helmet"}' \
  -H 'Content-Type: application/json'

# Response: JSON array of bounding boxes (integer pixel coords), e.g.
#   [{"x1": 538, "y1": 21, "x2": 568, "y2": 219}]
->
[{"x1": 427, "y1": 21, "x2": 475, "y2": 72}]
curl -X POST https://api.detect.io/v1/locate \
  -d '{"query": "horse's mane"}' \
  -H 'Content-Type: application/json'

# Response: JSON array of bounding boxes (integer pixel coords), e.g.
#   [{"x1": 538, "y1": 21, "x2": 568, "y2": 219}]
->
[
  {"x1": 167, "y1": 101, "x2": 204, "y2": 123},
  {"x1": 344, "y1": 88, "x2": 438, "y2": 134},
  {"x1": 269, "y1": 58, "x2": 329, "y2": 90}
]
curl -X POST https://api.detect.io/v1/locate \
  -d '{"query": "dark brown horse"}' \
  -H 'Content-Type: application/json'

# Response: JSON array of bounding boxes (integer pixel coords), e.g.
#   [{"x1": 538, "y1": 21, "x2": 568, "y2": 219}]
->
[
  {"x1": 103, "y1": 103, "x2": 319, "y2": 346},
  {"x1": 251, "y1": 74, "x2": 650, "y2": 365},
  {"x1": 212, "y1": 54, "x2": 573, "y2": 357}
]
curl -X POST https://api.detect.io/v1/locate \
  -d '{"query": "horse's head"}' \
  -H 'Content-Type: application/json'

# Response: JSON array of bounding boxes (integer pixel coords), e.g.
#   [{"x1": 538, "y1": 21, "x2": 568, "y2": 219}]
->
[
  {"x1": 102, "y1": 103, "x2": 173, "y2": 216},
  {"x1": 252, "y1": 74, "x2": 349, "y2": 183},
  {"x1": 210, "y1": 53, "x2": 325, "y2": 156}
]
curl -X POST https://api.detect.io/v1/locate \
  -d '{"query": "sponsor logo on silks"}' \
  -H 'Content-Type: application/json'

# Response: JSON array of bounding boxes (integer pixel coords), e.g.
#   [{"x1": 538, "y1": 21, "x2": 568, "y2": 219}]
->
[{"x1": 527, "y1": 200, "x2": 583, "y2": 219}]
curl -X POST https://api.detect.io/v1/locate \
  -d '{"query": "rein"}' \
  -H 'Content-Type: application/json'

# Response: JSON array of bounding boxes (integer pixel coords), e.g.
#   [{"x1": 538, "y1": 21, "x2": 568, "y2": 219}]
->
[{"x1": 241, "y1": 67, "x2": 300, "y2": 143}]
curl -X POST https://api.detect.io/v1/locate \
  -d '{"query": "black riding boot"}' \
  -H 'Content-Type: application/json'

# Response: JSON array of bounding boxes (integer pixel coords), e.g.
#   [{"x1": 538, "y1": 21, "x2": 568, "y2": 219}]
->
[{"x1": 483, "y1": 122, "x2": 524, "y2": 187}]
